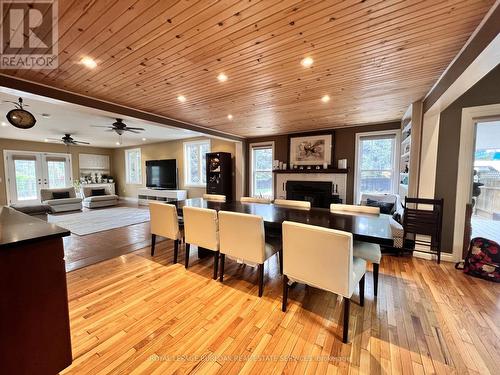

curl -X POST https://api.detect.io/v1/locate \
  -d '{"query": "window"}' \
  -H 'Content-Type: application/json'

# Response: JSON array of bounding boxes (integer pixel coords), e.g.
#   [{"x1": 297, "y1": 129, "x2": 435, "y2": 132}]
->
[
  {"x1": 354, "y1": 131, "x2": 399, "y2": 203},
  {"x1": 184, "y1": 140, "x2": 210, "y2": 186},
  {"x1": 250, "y1": 142, "x2": 274, "y2": 198},
  {"x1": 125, "y1": 148, "x2": 142, "y2": 184}
]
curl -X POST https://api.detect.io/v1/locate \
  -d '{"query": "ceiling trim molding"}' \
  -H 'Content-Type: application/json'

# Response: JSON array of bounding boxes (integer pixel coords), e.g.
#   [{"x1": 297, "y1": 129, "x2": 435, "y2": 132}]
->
[
  {"x1": 0, "y1": 74, "x2": 244, "y2": 142},
  {"x1": 423, "y1": 1, "x2": 500, "y2": 113}
]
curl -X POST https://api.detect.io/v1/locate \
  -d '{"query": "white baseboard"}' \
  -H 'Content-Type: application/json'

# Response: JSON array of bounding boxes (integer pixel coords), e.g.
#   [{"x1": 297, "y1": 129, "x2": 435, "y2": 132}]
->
[
  {"x1": 119, "y1": 196, "x2": 139, "y2": 203},
  {"x1": 413, "y1": 250, "x2": 457, "y2": 263}
]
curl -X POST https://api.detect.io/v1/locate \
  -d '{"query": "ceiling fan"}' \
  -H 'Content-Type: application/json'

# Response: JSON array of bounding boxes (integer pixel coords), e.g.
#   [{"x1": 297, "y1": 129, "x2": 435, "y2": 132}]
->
[
  {"x1": 92, "y1": 118, "x2": 145, "y2": 135},
  {"x1": 46, "y1": 134, "x2": 90, "y2": 146}
]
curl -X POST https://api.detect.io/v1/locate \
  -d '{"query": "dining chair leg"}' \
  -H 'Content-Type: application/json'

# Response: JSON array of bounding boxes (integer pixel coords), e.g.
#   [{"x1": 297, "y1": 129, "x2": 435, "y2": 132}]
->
[
  {"x1": 219, "y1": 253, "x2": 225, "y2": 282},
  {"x1": 150, "y1": 234, "x2": 156, "y2": 256},
  {"x1": 282, "y1": 275, "x2": 289, "y2": 312},
  {"x1": 213, "y1": 251, "x2": 219, "y2": 280},
  {"x1": 278, "y1": 249, "x2": 283, "y2": 275},
  {"x1": 373, "y1": 263, "x2": 379, "y2": 297},
  {"x1": 359, "y1": 274, "x2": 365, "y2": 307},
  {"x1": 258, "y1": 263, "x2": 264, "y2": 297},
  {"x1": 173, "y1": 240, "x2": 178, "y2": 264},
  {"x1": 343, "y1": 298, "x2": 350, "y2": 343},
  {"x1": 185, "y1": 243, "x2": 190, "y2": 268}
]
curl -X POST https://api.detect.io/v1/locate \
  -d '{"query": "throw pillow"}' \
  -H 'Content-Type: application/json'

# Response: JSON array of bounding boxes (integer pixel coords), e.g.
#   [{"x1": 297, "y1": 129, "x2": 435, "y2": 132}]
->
[
  {"x1": 52, "y1": 191, "x2": 70, "y2": 199},
  {"x1": 91, "y1": 188, "x2": 106, "y2": 196},
  {"x1": 392, "y1": 211, "x2": 402, "y2": 224},
  {"x1": 366, "y1": 198, "x2": 394, "y2": 215}
]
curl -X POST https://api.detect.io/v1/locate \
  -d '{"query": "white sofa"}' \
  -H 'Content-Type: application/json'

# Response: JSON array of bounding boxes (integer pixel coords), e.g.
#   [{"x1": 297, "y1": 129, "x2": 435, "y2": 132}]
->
[
  {"x1": 40, "y1": 187, "x2": 83, "y2": 213},
  {"x1": 81, "y1": 185, "x2": 118, "y2": 209},
  {"x1": 360, "y1": 193, "x2": 404, "y2": 248}
]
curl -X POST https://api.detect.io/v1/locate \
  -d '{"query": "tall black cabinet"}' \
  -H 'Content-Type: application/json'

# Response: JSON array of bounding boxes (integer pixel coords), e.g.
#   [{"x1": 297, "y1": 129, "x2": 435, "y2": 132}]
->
[{"x1": 206, "y1": 152, "x2": 232, "y2": 201}]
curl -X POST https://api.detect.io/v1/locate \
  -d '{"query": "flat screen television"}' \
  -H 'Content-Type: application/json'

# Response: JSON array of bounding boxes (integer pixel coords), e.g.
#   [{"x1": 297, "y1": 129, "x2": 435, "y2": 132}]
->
[{"x1": 146, "y1": 159, "x2": 177, "y2": 189}]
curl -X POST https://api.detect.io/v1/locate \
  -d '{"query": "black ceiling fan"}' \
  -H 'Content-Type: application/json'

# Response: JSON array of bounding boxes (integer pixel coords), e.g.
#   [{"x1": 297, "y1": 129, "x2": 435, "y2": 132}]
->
[
  {"x1": 46, "y1": 134, "x2": 90, "y2": 146},
  {"x1": 92, "y1": 118, "x2": 145, "y2": 135}
]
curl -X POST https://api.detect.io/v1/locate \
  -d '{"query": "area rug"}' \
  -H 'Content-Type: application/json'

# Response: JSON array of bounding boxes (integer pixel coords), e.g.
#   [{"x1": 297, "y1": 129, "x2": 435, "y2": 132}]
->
[{"x1": 48, "y1": 207, "x2": 150, "y2": 236}]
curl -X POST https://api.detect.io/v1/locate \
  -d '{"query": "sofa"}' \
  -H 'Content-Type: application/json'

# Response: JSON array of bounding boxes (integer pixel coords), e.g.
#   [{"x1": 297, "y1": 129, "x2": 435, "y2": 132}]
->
[
  {"x1": 81, "y1": 185, "x2": 118, "y2": 209},
  {"x1": 40, "y1": 187, "x2": 83, "y2": 213},
  {"x1": 360, "y1": 193, "x2": 404, "y2": 249}
]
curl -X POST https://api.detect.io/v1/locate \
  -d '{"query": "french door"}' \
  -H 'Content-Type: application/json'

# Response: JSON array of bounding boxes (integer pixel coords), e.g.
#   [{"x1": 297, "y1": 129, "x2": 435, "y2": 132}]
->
[{"x1": 4, "y1": 151, "x2": 72, "y2": 205}]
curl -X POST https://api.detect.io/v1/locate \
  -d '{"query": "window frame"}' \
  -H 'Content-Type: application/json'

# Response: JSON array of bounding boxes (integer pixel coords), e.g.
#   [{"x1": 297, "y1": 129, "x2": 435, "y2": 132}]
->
[
  {"x1": 249, "y1": 141, "x2": 275, "y2": 198},
  {"x1": 183, "y1": 139, "x2": 211, "y2": 187},
  {"x1": 354, "y1": 130, "x2": 400, "y2": 204},
  {"x1": 125, "y1": 148, "x2": 142, "y2": 185}
]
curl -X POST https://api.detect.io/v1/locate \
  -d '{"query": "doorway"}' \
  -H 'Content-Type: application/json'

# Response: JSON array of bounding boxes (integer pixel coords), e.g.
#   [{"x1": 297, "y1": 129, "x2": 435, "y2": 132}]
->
[
  {"x1": 4, "y1": 151, "x2": 72, "y2": 205},
  {"x1": 471, "y1": 120, "x2": 500, "y2": 243}
]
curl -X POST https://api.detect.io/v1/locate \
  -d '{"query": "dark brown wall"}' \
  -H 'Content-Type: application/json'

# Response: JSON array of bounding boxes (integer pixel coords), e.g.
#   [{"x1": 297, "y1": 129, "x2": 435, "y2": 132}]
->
[
  {"x1": 245, "y1": 121, "x2": 400, "y2": 204},
  {"x1": 435, "y1": 63, "x2": 500, "y2": 252}
]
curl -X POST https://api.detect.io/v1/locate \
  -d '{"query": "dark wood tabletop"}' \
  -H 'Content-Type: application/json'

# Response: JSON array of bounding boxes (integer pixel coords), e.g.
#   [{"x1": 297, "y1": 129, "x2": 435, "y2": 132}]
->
[
  {"x1": 0, "y1": 206, "x2": 70, "y2": 248},
  {"x1": 172, "y1": 198, "x2": 393, "y2": 246}
]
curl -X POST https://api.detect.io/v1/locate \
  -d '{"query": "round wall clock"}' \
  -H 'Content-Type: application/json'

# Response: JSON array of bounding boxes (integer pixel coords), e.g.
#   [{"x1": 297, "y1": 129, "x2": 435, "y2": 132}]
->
[{"x1": 5, "y1": 98, "x2": 37, "y2": 129}]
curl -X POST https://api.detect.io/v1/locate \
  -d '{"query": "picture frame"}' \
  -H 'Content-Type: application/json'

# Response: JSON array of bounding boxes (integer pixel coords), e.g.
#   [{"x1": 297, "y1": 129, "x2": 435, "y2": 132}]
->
[{"x1": 288, "y1": 132, "x2": 333, "y2": 166}]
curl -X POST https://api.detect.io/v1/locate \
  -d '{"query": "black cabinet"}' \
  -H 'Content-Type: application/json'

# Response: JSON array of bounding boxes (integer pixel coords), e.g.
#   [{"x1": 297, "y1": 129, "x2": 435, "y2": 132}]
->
[{"x1": 206, "y1": 152, "x2": 232, "y2": 201}]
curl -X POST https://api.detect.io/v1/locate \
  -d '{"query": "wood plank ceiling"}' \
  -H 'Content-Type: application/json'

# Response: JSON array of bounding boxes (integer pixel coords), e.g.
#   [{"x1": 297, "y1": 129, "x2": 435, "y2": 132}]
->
[{"x1": 0, "y1": 0, "x2": 494, "y2": 137}]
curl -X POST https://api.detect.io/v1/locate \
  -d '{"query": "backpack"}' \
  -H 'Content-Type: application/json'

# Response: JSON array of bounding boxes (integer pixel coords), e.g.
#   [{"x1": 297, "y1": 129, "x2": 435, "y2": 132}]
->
[{"x1": 456, "y1": 237, "x2": 500, "y2": 282}]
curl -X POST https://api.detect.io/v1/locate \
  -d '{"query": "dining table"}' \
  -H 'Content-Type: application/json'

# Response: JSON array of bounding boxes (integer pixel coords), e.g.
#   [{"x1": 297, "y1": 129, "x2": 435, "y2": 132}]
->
[{"x1": 171, "y1": 198, "x2": 393, "y2": 249}]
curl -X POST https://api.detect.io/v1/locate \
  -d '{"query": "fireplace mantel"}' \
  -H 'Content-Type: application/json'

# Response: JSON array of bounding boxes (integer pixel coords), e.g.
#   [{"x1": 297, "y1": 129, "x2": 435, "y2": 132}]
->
[{"x1": 274, "y1": 172, "x2": 347, "y2": 203}]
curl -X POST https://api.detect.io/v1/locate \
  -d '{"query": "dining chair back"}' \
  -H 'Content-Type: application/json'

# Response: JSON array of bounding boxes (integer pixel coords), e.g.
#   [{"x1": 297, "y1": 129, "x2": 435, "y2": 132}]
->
[
  {"x1": 203, "y1": 194, "x2": 226, "y2": 202},
  {"x1": 282, "y1": 221, "x2": 366, "y2": 343},
  {"x1": 182, "y1": 206, "x2": 220, "y2": 278},
  {"x1": 330, "y1": 203, "x2": 380, "y2": 215},
  {"x1": 240, "y1": 197, "x2": 272, "y2": 204},
  {"x1": 274, "y1": 199, "x2": 311, "y2": 209},
  {"x1": 149, "y1": 202, "x2": 181, "y2": 261}
]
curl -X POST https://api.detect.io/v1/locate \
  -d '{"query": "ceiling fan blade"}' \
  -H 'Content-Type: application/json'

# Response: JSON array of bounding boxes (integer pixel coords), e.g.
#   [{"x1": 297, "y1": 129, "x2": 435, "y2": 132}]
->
[
  {"x1": 126, "y1": 129, "x2": 141, "y2": 134},
  {"x1": 74, "y1": 141, "x2": 90, "y2": 145},
  {"x1": 91, "y1": 125, "x2": 114, "y2": 128},
  {"x1": 126, "y1": 127, "x2": 145, "y2": 131}
]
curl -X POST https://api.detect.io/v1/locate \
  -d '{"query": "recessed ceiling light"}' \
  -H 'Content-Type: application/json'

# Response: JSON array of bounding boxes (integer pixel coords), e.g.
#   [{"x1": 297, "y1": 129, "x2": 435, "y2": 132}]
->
[
  {"x1": 142, "y1": 137, "x2": 147, "y2": 141},
  {"x1": 1, "y1": 121, "x2": 7, "y2": 127},
  {"x1": 44, "y1": 138, "x2": 49, "y2": 142},
  {"x1": 116, "y1": 141, "x2": 121, "y2": 146},
  {"x1": 177, "y1": 95, "x2": 186, "y2": 103},
  {"x1": 227, "y1": 114, "x2": 233, "y2": 120},
  {"x1": 80, "y1": 56, "x2": 97, "y2": 69},
  {"x1": 217, "y1": 73, "x2": 228, "y2": 82},
  {"x1": 321, "y1": 95, "x2": 330, "y2": 103},
  {"x1": 301, "y1": 56, "x2": 314, "y2": 67}
]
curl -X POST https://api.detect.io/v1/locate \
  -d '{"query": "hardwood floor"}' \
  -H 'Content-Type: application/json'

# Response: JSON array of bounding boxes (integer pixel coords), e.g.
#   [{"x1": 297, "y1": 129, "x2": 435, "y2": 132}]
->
[{"x1": 61, "y1": 239, "x2": 500, "y2": 374}]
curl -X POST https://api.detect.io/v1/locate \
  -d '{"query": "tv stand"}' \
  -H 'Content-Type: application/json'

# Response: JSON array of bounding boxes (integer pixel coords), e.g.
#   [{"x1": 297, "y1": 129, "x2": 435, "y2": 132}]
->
[{"x1": 138, "y1": 187, "x2": 187, "y2": 205}]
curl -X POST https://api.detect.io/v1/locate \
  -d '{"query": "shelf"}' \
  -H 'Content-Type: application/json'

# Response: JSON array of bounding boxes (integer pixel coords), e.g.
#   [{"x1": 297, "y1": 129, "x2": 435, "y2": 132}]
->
[
  {"x1": 401, "y1": 151, "x2": 410, "y2": 159},
  {"x1": 402, "y1": 121, "x2": 412, "y2": 134},
  {"x1": 401, "y1": 135, "x2": 411, "y2": 145},
  {"x1": 273, "y1": 168, "x2": 348, "y2": 174}
]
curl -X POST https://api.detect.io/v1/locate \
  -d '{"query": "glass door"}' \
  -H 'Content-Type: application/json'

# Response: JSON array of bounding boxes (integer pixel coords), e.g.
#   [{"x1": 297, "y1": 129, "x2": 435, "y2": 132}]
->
[{"x1": 5, "y1": 151, "x2": 72, "y2": 205}]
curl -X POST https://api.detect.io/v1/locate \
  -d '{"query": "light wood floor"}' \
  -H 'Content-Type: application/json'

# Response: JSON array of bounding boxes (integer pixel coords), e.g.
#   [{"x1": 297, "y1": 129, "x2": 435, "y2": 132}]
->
[{"x1": 62, "y1": 239, "x2": 500, "y2": 375}]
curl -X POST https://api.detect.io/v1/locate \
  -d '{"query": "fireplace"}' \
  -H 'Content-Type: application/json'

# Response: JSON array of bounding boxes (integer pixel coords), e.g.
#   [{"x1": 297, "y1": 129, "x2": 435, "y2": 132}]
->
[{"x1": 286, "y1": 180, "x2": 339, "y2": 208}]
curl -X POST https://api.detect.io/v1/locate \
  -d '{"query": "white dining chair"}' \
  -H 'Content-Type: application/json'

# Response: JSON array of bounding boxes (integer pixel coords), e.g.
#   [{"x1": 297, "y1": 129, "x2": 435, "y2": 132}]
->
[
  {"x1": 182, "y1": 206, "x2": 220, "y2": 279},
  {"x1": 274, "y1": 199, "x2": 311, "y2": 209},
  {"x1": 218, "y1": 211, "x2": 281, "y2": 297},
  {"x1": 240, "y1": 197, "x2": 272, "y2": 204},
  {"x1": 330, "y1": 203, "x2": 382, "y2": 296},
  {"x1": 282, "y1": 221, "x2": 366, "y2": 343},
  {"x1": 149, "y1": 202, "x2": 183, "y2": 263},
  {"x1": 203, "y1": 194, "x2": 226, "y2": 202}
]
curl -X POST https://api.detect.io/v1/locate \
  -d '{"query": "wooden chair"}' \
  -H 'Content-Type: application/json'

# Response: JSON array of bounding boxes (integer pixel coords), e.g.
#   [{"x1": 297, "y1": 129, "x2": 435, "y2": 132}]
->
[
  {"x1": 282, "y1": 221, "x2": 366, "y2": 343},
  {"x1": 274, "y1": 199, "x2": 311, "y2": 209},
  {"x1": 403, "y1": 197, "x2": 444, "y2": 263},
  {"x1": 203, "y1": 194, "x2": 226, "y2": 202},
  {"x1": 240, "y1": 197, "x2": 272, "y2": 204},
  {"x1": 148, "y1": 202, "x2": 182, "y2": 263},
  {"x1": 330, "y1": 203, "x2": 382, "y2": 296},
  {"x1": 218, "y1": 211, "x2": 281, "y2": 297},
  {"x1": 182, "y1": 206, "x2": 220, "y2": 279}
]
